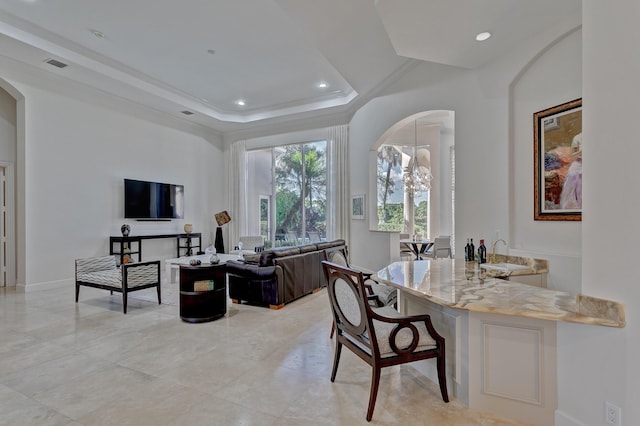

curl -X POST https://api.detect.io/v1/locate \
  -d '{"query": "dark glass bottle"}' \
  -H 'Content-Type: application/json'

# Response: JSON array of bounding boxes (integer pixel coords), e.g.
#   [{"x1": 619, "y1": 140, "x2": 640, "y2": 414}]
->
[
  {"x1": 478, "y1": 239, "x2": 487, "y2": 264},
  {"x1": 465, "y1": 239, "x2": 470, "y2": 261},
  {"x1": 469, "y1": 239, "x2": 475, "y2": 261}
]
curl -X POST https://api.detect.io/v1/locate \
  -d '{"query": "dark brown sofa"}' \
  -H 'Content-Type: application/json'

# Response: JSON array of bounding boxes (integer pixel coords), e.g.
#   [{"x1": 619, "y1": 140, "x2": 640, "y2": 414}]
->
[{"x1": 225, "y1": 239, "x2": 347, "y2": 309}]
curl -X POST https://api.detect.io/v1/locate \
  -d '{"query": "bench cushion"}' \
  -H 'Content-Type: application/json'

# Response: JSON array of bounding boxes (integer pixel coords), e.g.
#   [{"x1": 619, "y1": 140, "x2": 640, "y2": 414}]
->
[{"x1": 77, "y1": 269, "x2": 122, "y2": 288}]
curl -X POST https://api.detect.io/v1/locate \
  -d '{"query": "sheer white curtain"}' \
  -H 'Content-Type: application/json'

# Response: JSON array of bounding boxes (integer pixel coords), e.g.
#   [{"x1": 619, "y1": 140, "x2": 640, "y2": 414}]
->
[
  {"x1": 228, "y1": 140, "x2": 247, "y2": 251},
  {"x1": 326, "y1": 125, "x2": 350, "y2": 249}
]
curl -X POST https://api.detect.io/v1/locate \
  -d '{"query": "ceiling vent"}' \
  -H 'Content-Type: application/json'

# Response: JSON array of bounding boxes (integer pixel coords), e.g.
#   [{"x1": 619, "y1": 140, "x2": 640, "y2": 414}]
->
[
  {"x1": 44, "y1": 58, "x2": 68, "y2": 68},
  {"x1": 181, "y1": 110, "x2": 194, "y2": 115}
]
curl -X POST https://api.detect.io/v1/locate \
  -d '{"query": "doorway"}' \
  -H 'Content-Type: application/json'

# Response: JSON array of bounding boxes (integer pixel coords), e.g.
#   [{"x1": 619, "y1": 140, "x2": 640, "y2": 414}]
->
[{"x1": 0, "y1": 161, "x2": 15, "y2": 287}]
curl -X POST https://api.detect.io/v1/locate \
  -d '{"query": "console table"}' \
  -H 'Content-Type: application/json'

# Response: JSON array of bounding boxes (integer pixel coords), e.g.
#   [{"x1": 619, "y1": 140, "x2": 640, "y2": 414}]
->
[{"x1": 109, "y1": 233, "x2": 202, "y2": 264}]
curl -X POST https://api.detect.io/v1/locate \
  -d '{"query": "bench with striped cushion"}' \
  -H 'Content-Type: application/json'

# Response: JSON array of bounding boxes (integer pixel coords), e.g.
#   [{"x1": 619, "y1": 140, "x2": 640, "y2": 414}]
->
[{"x1": 75, "y1": 255, "x2": 161, "y2": 314}]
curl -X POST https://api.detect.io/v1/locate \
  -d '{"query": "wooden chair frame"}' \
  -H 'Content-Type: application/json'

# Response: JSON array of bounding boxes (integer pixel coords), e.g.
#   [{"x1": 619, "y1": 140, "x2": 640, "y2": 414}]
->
[{"x1": 322, "y1": 260, "x2": 449, "y2": 421}]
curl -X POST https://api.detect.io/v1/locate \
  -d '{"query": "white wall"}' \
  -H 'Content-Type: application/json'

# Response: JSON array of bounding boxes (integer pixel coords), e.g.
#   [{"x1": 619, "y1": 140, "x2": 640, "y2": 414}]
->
[
  {"x1": 8, "y1": 80, "x2": 224, "y2": 290},
  {"x1": 555, "y1": 2, "x2": 639, "y2": 425},
  {"x1": 510, "y1": 28, "x2": 583, "y2": 294}
]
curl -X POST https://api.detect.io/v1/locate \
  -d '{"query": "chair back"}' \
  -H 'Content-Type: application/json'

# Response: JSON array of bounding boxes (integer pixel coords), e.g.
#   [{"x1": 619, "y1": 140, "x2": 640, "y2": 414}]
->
[
  {"x1": 399, "y1": 233, "x2": 413, "y2": 258},
  {"x1": 239, "y1": 235, "x2": 264, "y2": 251},
  {"x1": 307, "y1": 231, "x2": 321, "y2": 242},
  {"x1": 326, "y1": 249, "x2": 349, "y2": 267},
  {"x1": 322, "y1": 261, "x2": 377, "y2": 356},
  {"x1": 285, "y1": 231, "x2": 298, "y2": 245},
  {"x1": 433, "y1": 236, "x2": 452, "y2": 258}
]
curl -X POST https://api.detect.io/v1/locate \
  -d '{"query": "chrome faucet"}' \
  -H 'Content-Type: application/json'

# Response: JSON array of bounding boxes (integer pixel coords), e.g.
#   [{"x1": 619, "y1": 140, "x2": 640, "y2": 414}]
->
[{"x1": 490, "y1": 239, "x2": 507, "y2": 263}]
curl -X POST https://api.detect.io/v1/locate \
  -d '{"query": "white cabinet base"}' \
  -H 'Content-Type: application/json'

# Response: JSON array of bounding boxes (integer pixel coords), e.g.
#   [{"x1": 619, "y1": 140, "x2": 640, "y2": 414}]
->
[{"x1": 400, "y1": 292, "x2": 557, "y2": 426}]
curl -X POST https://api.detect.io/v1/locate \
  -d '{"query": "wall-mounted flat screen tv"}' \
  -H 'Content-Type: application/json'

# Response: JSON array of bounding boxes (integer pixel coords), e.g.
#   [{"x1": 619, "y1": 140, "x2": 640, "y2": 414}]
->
[{"x1": 124, "y1": 178, "x2": 184, "y2": 220}]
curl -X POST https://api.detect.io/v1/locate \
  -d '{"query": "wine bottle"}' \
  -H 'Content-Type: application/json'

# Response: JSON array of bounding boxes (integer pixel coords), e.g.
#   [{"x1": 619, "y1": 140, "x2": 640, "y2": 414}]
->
[
  {"x1": 478, "y1": 239, "x2": 487, "y2": 264},
  {"x1": 469, "y1": 239, "x2": 475, "y2": 261},
  {"x1": 465, "y1": 239, "x2": 470, "y2": 261}
]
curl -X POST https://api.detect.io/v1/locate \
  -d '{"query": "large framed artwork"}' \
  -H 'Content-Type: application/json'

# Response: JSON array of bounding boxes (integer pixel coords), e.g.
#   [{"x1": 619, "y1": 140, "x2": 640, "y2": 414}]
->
[{"x1": 534, "y1": 98, "x2": 582, "y2": 221}]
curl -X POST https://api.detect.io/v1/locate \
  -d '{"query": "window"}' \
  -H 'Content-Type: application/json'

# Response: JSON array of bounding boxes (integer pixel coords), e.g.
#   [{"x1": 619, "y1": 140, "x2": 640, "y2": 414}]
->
[
  {"x1": 259, "y1": 195, "x2": 270, "y2": 241},
  {"x1": 376, "y1": 144, "x2": 430, "y2": 237},
  {"x1": 247, "y1": 141, "x2": 327, "y2": 247}
]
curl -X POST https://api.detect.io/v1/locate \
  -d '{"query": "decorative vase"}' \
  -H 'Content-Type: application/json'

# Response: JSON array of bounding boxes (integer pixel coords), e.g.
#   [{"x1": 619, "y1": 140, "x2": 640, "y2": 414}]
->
[
  {"x1": 210, "y1": 254, "x2": 220, "y2": 264},
  {"x1": 121, "y1": 224, "x2": 130, "y2": 237},
  {"x1": 184, "y1": 223, "x2": 193, "y2": 234},
  {"x1": 214, "y1": 227, "x2": 225, "y2": 254}
]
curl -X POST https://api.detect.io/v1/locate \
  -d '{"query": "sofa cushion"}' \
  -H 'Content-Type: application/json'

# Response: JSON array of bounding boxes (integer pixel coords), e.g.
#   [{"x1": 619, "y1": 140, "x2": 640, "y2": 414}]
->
[
  {"x1": 226, "y1": 260, "x2": 276, "y2": 277},
  {"x1": 299, "y1": 244, "x2": 318, "y2": 254},
  {"x1": 259, "y1": 246, "x2": 301, "y2": 266},
  {"x1": 368, "y1": 282, "x2": 397, "y2": 306},
  {"x1": 242, "y1": 253, "x2": 261, "y2": 264},
  {"x1": 316, "y1": 239, "x2": 346, "y2": 250},
  {"x1": 77, "y1": 269, "x2": 122, "y2": 288}
]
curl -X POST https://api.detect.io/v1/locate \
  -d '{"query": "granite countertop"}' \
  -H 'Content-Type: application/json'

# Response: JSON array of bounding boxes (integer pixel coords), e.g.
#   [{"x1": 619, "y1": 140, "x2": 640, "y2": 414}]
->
[
  {"x1": 478, "y1": 254, "x2": 548, "y2": 278},
  {"x1": 374, "y1": 259, "x2": 625, "y2": 328}
]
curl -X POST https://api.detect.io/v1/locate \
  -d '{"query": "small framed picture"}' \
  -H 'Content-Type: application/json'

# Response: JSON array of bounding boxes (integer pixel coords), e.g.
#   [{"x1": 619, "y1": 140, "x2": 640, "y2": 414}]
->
[{"x1": 351, "y1": 194, "x2": 365, "y2": 220}]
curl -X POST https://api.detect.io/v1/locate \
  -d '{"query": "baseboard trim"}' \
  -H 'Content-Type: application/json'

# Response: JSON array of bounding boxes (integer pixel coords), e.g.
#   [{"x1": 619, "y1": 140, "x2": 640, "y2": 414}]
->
[
  {"x1": 555, "y1": 409, "x2": 587, "y2": 426},
  {"x1": 19, "y1": 278, "x2": 72, "y2": 292}
]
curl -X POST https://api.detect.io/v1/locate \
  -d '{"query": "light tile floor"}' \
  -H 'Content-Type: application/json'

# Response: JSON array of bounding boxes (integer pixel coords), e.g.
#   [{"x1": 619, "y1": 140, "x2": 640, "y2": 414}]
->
[{"x1": 0, "y1": 285, "x2": 528, "y2": 425}]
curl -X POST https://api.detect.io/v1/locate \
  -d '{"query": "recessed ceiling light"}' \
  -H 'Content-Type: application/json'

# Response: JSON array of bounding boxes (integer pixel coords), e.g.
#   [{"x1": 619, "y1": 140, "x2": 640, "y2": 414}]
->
[
  {"x1": 475, "y1": 32, "x2": 491, "y2": 42},
  {"x1": 318, "y1": 82, "x2": 328, "y2": 89},
  {"x1": 235, "y1": 99, "x2": 246, "y2": 106}
]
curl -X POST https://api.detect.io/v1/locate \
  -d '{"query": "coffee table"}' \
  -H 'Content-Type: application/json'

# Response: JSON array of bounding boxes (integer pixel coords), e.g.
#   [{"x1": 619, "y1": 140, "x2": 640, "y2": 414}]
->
[{"x1": 164, "y1": 253, "x2": 242, "y2": 284}]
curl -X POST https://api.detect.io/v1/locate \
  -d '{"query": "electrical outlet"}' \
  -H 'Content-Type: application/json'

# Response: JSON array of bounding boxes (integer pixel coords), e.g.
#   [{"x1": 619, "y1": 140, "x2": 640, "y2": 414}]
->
[{"x1": 605, "y1": 401, "x2": 621, "y2": 426}]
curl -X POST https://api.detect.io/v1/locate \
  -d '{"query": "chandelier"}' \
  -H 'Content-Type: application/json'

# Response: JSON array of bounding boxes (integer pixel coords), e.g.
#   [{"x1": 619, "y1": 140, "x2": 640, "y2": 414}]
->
[{"x1": 403, "y1": 120, "x2": 433, "y2": 197}]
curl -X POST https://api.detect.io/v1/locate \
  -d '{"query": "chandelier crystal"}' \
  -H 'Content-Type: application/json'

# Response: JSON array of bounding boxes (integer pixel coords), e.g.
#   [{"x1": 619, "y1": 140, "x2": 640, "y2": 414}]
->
[
  {"x1": 403, "y1": 120, "x2": 433, "y2": 197},
  {"x1": 403, "y1": 157, "x2": 432, "y2": 196}
]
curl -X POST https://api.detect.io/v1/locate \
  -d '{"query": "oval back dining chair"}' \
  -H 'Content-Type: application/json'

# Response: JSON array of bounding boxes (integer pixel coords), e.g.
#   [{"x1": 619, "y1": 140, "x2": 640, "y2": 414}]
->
[{"x1": 321, "y1": 260, "x2": 449, "y2": 422}]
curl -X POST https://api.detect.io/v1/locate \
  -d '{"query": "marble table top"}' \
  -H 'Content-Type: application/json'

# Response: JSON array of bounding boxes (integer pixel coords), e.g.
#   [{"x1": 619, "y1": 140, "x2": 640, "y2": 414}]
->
[
  {"x1": 165, "y1": 253, "x2": 241, "y2": 266},
  {"x1": 374, "y1": 259, "x2": 625, "y2": 328}
]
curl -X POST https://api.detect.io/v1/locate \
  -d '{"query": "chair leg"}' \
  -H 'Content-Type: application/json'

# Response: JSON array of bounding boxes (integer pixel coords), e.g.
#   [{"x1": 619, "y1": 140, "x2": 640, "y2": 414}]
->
[
  {"x1": 437, "y1": 351, "x2": 449, "y2": 403},
  {"x1": 329, "y1": 321, "x2": 335, "y2": 339},
  {"x1": 330, "y1": 340, "x2": 342, "y2": 382},
  {"x1": 75, "y1": 283, "x2": 80, "y2": 302},
  {"x1": 156, "y1": 283, "x2": 162, "y2": 305},
  {"x1": 366, "y1": 365, "x2": 382, "y2": 422},
  {"x1": 122, "y1": 290, "x2": 128, "y2": 314}
]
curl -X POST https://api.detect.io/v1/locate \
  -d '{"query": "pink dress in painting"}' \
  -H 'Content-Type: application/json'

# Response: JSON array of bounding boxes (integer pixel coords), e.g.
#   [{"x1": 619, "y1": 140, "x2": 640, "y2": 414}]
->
[
  {"x1": 559, "y1": 158, "x2": 581, "y2": 209},
  {"x1": 560, "y1": 133, "x2": 582, "y2": 210}
]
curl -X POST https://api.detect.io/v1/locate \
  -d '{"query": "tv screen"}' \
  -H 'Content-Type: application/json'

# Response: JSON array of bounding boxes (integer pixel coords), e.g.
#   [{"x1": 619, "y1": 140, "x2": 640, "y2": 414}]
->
[{"x1": 124, "y1": 179, "x2": 184, "y2": 219}]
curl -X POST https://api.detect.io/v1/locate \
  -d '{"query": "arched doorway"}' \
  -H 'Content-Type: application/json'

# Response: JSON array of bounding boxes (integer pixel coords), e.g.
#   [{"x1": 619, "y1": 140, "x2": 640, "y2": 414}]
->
[
  {"x1": 0, "y1": 80, "x2": 22, "y2": 288},
  {"x1": 371, "y1": 110, "x2": 455, "y2": 251}
]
